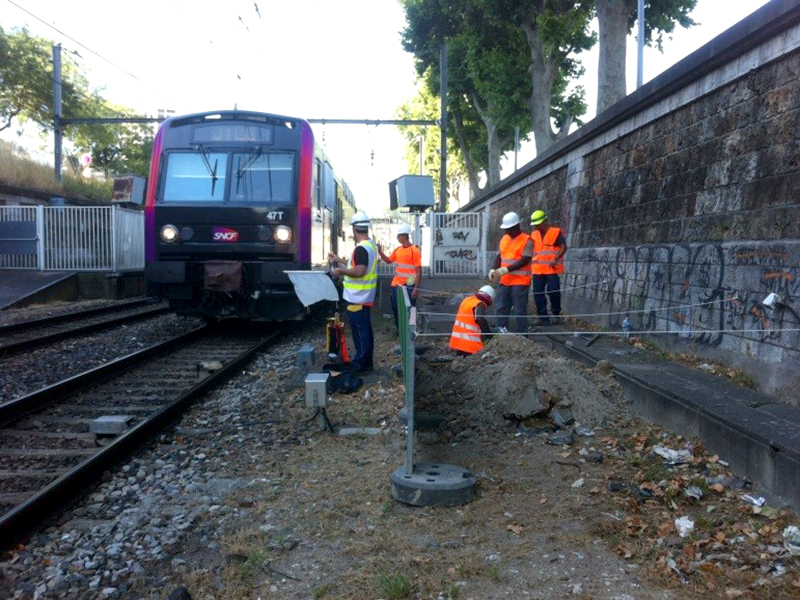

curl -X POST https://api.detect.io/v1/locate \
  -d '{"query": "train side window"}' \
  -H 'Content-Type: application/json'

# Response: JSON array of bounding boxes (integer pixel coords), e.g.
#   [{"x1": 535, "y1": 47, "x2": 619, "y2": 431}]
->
[{"x1": 314, "y1": 159, "x2": 322, "y2": 209}]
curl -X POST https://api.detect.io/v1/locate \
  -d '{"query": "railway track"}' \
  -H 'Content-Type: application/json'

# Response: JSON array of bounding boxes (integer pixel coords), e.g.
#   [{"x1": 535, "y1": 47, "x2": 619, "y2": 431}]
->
[
  {"x1": 0, "y1": 321, "x2": 289, "y2": 545},
  {"x1": 0, "y1": 299, "x2": 169, "y2": 356}
]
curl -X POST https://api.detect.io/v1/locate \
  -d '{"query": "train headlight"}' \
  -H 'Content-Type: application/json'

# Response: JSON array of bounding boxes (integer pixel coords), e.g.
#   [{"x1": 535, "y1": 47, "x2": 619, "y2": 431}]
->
[
  {"x1": 274, "y1": 225, "x2": 292, "y2": 244},
  {"x1": 160, "y1": 224, "x2": 180, "y2": 243}
]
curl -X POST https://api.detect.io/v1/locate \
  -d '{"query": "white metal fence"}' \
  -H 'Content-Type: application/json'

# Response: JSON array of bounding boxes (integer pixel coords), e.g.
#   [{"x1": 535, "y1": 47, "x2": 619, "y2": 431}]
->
[
  {"x1": 430, "y1": 212, "x2": 488, "y2": 277},
  {"x1": 0, "y1": 205, "x2": 144, "y2": 271},
  {"x1": 372, "y1": 211, "x2": 489, "y2": 278}
]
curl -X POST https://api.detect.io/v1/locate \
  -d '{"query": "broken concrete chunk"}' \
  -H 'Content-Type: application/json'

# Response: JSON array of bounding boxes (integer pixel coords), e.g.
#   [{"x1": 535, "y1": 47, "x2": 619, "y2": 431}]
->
[
  {"x1": 585, "y1": 452, "x2": 604, "y2": 463},
  {"x1": 506, "y1": 388, "x2": 547, "y2": 419},
  {"x1": 547, "y1": 430, "x2": 574, "y2": 446},
  {"x1": 338, "y1": 427, "x2": 382, "y2": 436},
  {"x1": 550, "y1": 407, "x2": 575, "y2": 428}
]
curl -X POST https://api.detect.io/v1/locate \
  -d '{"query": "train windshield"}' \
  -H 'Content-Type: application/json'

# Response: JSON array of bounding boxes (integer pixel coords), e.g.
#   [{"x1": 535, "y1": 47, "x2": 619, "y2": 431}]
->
[
  {"x1": 161, "y1": 151, "x2": 294, "y2": 204},
  {"x1": 231, "y1": 152, "x2": 294, "y2": 204},
  {"x1": 163, "y1": 152, "x2": 227, "y2": 202}
]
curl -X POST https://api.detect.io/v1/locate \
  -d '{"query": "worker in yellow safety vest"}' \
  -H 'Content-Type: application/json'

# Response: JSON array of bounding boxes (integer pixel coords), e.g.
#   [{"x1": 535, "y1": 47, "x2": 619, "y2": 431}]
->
[
  {"x1": 377, "y1": 223, "x2": 422, "y2": 334},
  {"x1": 529, "y1": 210, "x2": 567, "y2": 325},
  {"x1": 328, "y1": 211, "x2": 378, "y2": 373},
  {"x1": 488, "y1": 212, "x2": 533, "y2": 333},
  {"x1": 449, "y1": 285, "x2": 495, "y2": 355}
]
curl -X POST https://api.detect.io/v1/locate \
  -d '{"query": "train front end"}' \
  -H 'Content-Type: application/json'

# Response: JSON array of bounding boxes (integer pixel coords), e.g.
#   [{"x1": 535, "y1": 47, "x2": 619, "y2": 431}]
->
[{"x1": 144, "y1": 111, "x2": 313, "y2": 320}]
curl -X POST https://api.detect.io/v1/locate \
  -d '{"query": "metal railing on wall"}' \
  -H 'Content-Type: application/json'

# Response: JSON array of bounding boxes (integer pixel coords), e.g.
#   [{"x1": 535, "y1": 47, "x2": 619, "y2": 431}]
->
[{"x1": 0, "y1": 205, "x2": 144, "y2": 271}]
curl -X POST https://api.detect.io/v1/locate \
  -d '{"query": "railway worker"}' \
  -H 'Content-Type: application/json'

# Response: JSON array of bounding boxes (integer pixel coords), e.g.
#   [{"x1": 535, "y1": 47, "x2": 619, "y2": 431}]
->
[
  {"x1": 328, "y1": 211, "x2": 378, "y2": 374},
  {"x1": 529, "y1": 210, "x2": 567, "y2": 325},
  {"x1": 487, "y1": 211, "x2": 533, "y2": 333},
  {"x1": 449, "y1": 285, "x2": 495, "y2": 355},
  {"x1": 376, "y1": 223, "x2": 422, "y2": 334}
]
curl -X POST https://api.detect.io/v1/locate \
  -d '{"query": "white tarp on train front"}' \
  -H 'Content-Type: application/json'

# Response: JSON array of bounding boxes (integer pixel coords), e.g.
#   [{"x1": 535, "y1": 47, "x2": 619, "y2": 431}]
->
[{"x1": 285, "y1": 271, "x2": 340, "y2": 306}]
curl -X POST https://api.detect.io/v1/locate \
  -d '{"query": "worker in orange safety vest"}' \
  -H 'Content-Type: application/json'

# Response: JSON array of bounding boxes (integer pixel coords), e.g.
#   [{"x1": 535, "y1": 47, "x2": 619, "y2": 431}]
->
[
  {"x1": 488, "y1": 212, "x2": 533, "y2": 333},
  {"x1": 529, "y1": 210, "x2": 567, "y2": 325},
  {"x1": 377, "y1": 223, "x2": 422, "y2": 334},
  {"x1": 449, "y1": 285, "x2": 495, "y2": 355}
]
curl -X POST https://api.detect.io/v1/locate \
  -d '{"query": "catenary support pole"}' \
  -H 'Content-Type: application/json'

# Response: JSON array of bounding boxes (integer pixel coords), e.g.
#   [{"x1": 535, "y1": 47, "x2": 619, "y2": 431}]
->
[
  {"x1": 439, "y1": 43, "x2": 448, "y2": 213},
  {"x1": 53, "y1": 44, "x2": 63, "y2": 184},
  {"x1": 637, "y1": 0, "x2": 645, "y2": 88}
]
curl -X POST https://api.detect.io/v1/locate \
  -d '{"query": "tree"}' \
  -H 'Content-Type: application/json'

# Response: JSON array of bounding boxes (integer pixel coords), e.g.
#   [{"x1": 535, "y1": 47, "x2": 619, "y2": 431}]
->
[
  {"x1": 596, "y1": 0, "x2": 697, "y2": 114},
  {"x1": 402, "y1": 0, "x2": 532, "y2": 190},
  {"x1": 71, "y1": 103, "x2": 155, "y2": 177},
  {"x1": 501, "y1": 0, "x2": 595, "y2": 153},
  {"x1": 0, "y1": 26, "x2": 95, "y2": 132}
]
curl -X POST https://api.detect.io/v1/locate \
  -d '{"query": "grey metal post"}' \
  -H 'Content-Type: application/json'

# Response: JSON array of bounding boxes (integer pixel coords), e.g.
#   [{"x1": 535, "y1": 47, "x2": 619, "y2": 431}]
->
[
  {"x1": 419, "y1": 135, "x2": 425, "y2": 175},
  {"x1": 514, "y1": 126, "x2": 520, "y2": 171},
  {"x1": 403, "y1": 287, "x2": 416, "y2": 476},
  {"x1": 110, "y1": 206, "x2": 118, "y2": 272},
  {"x1": 36, "y1": 205, "x2": 45, "y2": 270},
  {"x1": 637, "y1": 0, "x2": 645, "y2": 88},
  {"x1": 480, "y1": 211, "x2": 489, "y2": 276},
  {"x1": 53, "y1": 44, "x2": 63, "y2": 184},
  {"x1": 439, "y1": 43, "x2": 448, "y2": 213}
]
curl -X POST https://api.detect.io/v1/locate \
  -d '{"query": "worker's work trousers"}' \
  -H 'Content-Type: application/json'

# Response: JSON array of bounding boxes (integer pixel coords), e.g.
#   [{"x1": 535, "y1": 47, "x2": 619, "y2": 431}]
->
[
  {"x1": 533, "y1": 274, "x2": 561, "y2": 323},
  {"x1": 390, "y1": 285, "x2": 416, "y2": 334},
  {"x1": 495, "y1": 284, "x2": 529, "y2": 333},
  {"x1": 346, "y1": 304, "x2": 374, "y2": 372}
]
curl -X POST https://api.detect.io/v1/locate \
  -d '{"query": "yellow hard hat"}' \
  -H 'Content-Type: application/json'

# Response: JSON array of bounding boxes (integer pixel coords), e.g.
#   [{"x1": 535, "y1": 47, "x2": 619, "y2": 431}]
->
[{"x1": 530, "y1": 210, "x2": 547, "y2": 225}]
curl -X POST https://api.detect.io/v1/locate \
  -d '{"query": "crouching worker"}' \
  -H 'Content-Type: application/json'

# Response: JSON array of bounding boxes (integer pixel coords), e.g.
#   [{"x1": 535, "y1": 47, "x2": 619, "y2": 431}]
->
[{"x1": 449, "y1": 285, "x2": 495, "y2": 356}]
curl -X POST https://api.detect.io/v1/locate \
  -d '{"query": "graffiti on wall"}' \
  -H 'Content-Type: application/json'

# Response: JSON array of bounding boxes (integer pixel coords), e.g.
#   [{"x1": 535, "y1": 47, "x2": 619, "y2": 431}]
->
[{"x1": 566, "y1": 242, "x2": 800, "y2": 351}]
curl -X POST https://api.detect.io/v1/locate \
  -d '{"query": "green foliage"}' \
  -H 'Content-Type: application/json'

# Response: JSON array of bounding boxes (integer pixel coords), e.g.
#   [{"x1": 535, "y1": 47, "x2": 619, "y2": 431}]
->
[
  {"x1": 629, "y1": 0, "x2": 698, "y2": 51},
  {"x1": 0, "y1": 26, "x2": 95, "y2": 133},
  {"x1": 378, "y1": 573, "x2": 412, "y2": 599},
  {"x1": 0, "y1": 26, "x2": 154, "y2": 179}
]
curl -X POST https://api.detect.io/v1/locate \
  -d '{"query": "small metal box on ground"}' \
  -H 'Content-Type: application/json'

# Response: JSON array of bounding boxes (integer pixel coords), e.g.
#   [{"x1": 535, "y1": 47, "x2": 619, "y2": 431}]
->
[
  {"x1": 304, "y1": 372, "x2": 329, "y2": 409},
  {"x1": 297, "y1": 344, "x2": 315, "y2": 368}
]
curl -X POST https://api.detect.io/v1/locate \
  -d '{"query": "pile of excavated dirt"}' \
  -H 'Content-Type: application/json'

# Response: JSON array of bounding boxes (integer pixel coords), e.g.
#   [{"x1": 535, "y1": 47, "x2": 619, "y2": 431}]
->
[{"x1": 415, "y1": 335, "x2": 628, "y2": 437}]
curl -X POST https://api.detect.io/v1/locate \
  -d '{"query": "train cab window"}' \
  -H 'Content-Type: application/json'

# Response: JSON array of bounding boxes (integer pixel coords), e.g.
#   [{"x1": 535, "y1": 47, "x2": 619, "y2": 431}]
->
[
  {"x1": 163, "y1": 152, "x2": 227, "y2": 202},
  {"x1": 230, "y1": 152, "x2": 294, "y2": 204}
]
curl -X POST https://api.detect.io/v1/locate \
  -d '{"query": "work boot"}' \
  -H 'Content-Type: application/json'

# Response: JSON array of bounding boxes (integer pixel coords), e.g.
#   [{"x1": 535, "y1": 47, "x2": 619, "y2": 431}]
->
[{"x1": 538, "y1": 317, "x2": 551, "y2": 326}]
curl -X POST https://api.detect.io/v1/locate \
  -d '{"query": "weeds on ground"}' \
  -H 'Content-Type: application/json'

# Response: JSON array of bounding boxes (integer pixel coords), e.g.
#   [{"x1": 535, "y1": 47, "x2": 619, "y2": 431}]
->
[
  {"x1": 312, "y1": 583, "x2": 334, "y2": 598},
  {"x1": 378, "y1": 573, "x2": 412, "y2": 599},
  {"x1": 0, "y1": 140, "x2": 112, "y2": 203}
]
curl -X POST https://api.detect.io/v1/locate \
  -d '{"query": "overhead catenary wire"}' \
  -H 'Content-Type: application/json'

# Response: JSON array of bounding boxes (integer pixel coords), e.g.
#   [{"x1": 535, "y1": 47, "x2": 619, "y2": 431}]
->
[{"x1": 6, "y1": 0, "x2": 175, "y2": 103}]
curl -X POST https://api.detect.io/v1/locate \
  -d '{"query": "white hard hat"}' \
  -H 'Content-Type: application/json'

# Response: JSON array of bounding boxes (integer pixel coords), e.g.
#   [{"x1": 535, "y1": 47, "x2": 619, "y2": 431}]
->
[
  {"x1": 477, "y1": 285, "x2": 495, "y2": 304},
  {"x1": 350, "y1": 211, "x2": 371, "y2": 229},
  {"x1": 397, "y1": 223, "x2": 412, "y2": 236},
  {"x1": 500, "y1": 212, "x2": 520, "y2": 229}
]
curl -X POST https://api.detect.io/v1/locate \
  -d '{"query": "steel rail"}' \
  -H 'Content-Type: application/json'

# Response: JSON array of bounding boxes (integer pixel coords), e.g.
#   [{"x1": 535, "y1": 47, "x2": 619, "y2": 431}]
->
[
  {"x1": 0, "y1": 324, "x2": 288, "y2": 546},
  {"x1": 0, "y1": 305, "x2": 170, "y2": 356},
  {"x1": 0, "y1": 298, "x2": 156, "y2": 336}
]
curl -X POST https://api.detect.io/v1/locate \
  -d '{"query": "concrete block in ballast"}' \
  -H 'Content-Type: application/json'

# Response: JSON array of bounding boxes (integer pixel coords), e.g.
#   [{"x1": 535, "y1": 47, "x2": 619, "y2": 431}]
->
[
  {"x1": 90, "y1": 415, "x2": 135, "y2": 435},
  {"x1": 297, "y1": 345, "x2": 315, "y2": 367}
]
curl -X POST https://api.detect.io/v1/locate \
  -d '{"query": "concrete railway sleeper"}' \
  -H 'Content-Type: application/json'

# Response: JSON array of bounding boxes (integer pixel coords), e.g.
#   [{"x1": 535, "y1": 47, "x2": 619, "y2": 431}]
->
[
  {"x1": 0, "y1": 322, "x2": 291, "y2": 547},
  {"x1": 0, "y1": 301, "x2": 170, "y2": 357}
]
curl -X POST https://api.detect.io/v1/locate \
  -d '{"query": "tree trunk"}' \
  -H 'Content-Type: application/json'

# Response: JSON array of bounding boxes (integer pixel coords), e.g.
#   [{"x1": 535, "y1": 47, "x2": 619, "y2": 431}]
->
[
  {"x1": 471, "y1": 93, "x2": 502, "y2": 187},
  {"x1": 452, "y1": 110, "x2": 481, "y2": 198},
  {"x1": 520, "y1": 19, "x2": 557, "y2": 155},
  {"x1": 596, "y1": 0, "x2": 634, "y2": 114}
]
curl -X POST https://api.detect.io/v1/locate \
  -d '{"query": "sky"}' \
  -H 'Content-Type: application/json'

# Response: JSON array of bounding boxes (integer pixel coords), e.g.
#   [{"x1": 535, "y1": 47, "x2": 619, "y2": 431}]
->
[{"x1": 0, "y1": 0, "x2": 773, "y2": 213}]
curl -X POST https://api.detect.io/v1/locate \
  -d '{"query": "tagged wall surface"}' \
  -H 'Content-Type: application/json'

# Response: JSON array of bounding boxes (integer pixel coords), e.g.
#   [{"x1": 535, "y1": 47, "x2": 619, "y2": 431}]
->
[{"x1": 462, "y1": 1, "x2": 800, "y2": 399}]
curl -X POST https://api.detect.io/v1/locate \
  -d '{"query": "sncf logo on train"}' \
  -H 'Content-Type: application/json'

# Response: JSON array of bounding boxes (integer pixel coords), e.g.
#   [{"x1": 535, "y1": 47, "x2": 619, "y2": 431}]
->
[{"x1": 212, "y1": 227, "x2": 240, "y2": 242}]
